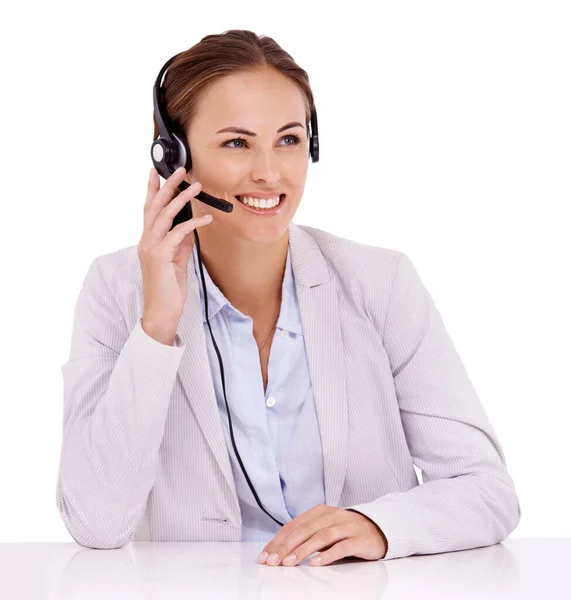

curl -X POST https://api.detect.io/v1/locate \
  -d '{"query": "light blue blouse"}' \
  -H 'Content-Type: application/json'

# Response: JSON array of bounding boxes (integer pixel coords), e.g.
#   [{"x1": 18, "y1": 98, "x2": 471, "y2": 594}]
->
[{"x1": 192, "y1": 242, "x2": 326, "y2": 541}]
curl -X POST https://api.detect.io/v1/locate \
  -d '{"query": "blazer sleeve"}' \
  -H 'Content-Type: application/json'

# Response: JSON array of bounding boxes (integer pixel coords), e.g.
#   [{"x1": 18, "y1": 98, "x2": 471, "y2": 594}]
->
[
  {"x1": 344, "y1": 253, "x2": 522, "y2": 560},
  {"x1": 56, "y1": 257, "x2": 186, "y2": 549}
]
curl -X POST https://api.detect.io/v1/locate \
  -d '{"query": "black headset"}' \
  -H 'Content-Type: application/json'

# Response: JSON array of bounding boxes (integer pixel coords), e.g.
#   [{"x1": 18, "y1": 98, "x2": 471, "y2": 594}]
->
[{"x1": 150, "y1": 52, "x2": 319, "y2": 529}]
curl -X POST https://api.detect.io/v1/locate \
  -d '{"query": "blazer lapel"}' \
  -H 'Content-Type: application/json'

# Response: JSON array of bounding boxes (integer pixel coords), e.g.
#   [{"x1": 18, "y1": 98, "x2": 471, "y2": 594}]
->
[
  {"x1": 175, "y1": 221, "x2": 348, "y2": 514},
  {"x1": 287, "y1": 223, "x2": 348, "y2": 510}
]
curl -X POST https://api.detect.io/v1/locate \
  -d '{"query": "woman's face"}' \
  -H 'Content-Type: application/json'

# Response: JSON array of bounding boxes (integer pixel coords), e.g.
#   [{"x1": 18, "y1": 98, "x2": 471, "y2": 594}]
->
[{"x1": 183, "y1": 67, "x2": 310, "y2": 245}]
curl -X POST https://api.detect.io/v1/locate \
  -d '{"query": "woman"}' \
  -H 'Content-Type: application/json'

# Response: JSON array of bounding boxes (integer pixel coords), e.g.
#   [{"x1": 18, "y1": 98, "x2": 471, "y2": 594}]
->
[{"x1": 56, "y1": 30, "x2": 521, "y2": 566}]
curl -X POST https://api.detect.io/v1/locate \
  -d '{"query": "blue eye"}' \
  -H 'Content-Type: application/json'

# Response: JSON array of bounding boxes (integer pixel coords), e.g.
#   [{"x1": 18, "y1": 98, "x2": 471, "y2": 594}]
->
[{"x1": 223, "y1": 134, "x2": 302, "y2": 149}]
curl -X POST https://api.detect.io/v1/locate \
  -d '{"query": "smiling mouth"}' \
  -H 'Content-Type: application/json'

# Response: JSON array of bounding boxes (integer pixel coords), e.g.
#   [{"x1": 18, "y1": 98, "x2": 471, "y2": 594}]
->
[{"x1": 234, "y1": 194, "x2": 286, "y2": 213}]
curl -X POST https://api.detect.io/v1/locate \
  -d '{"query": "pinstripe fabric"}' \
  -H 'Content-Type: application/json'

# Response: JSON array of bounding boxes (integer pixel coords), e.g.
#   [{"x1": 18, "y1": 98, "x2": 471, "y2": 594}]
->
[
  {"x1": 56, "y1": 220, "x2": 522, "y2": 559},
  {"x1": 190, "y1": 243, "x2": 326, "y2": 541}
]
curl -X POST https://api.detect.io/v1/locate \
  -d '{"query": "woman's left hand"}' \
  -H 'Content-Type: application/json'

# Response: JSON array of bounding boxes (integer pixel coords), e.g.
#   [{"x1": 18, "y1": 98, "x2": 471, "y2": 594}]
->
[{"x1": 258, "y1": 503, "x2": 388, "y2": 567}]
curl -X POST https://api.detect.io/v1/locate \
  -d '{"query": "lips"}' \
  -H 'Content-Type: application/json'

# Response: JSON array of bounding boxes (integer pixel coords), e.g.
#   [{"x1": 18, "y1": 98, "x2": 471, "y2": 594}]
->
[
  {"x1": 235, "y1": 194, "x2": 285, "y2": 203},
  {"x1": 235, "y1": 194, "x2": 287, "y2": 215}
]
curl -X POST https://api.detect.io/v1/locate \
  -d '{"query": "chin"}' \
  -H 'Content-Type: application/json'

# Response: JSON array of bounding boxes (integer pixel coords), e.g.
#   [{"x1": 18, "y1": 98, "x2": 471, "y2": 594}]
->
[{"x1": 236, "y1": 222, "x2": 290, "y2": 245}]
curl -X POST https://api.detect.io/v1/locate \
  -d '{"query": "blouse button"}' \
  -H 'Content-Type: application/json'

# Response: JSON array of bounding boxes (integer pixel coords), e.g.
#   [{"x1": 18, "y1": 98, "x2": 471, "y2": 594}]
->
[
  {"x1": 266, "y1": 397, "x2": 276, "y2": 408},
  {"x1": 281, "y1": 330, "x2": 289, "y2": 338}
]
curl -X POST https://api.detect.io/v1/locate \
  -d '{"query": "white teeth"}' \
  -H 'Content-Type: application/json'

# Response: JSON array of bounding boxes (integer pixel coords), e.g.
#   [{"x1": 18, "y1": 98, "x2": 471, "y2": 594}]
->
[{"x1": 239, "y1": 195, "x2": 281, "y2": 209}]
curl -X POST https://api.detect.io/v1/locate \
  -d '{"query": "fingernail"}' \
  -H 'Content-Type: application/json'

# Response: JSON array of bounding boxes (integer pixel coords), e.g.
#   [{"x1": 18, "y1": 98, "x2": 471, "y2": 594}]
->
[
  {"x1": 310, "y1": 555, "x2": 322, "y2": 565},
  {"x1": 259, "y1": 551, "x2": 268, "y2": 563},
  {"x1": 267, "y1": 553, "x2": 279, "y2": 565},
  {"x1": 283, "y1": 554, "x2": 296, "y2": 566}
]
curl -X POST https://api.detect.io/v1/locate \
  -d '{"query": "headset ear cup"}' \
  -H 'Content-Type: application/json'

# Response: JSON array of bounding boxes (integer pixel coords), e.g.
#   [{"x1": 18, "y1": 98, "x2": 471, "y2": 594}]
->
[
  {"x1": 170, "y1": 120, "x2": 192, "y2": 172},
  {"x1": 151, "y1": 139, "x2": 178, "y2": 180},
  {"x1": 312, "y1": 135, "x2": 319, "y2": 162},
  {"x1": 309, "y1": 107, "x2": 319, "y2": 163}
]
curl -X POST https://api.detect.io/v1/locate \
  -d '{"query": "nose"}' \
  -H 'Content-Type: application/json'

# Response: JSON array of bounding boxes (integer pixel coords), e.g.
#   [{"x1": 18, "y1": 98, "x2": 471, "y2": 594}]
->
[{"x1": 249, "y1": 147, "x2": 280, "y2": 184}]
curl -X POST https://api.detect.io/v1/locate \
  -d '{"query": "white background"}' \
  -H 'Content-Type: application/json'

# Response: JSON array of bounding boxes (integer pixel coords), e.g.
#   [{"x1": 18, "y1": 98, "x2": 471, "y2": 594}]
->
[{"x1": 0, "y1": 0, "x2": 569, "y2": 542}]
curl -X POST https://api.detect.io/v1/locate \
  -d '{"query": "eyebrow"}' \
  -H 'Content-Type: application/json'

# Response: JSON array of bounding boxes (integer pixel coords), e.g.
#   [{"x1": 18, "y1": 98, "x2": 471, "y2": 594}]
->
[{"x1": 215, "y1": 122, "x2": 304, "y2": 136}]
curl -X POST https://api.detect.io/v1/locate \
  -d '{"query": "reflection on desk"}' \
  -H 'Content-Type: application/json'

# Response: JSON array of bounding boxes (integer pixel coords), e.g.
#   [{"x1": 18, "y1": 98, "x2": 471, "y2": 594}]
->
[{"x1": 0, "y1": 539, "x2": 569, "y2": 599}]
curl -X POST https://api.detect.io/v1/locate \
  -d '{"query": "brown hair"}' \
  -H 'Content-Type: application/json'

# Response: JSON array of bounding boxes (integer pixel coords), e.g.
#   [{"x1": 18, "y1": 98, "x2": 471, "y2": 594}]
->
[{"x1": 152, "y1": 29, "x2": 315, "y2": 144}]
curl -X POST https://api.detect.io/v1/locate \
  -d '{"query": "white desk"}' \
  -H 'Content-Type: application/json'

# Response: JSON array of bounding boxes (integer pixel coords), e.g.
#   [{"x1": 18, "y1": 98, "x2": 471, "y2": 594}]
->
[{"x1": 0, "y1": 539, "x2": 568, "y2": 599}]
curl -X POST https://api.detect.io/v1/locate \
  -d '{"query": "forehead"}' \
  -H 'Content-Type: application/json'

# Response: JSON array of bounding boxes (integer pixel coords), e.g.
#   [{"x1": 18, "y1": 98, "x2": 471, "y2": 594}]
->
[{"x1": 192, "y1": 69, "x2": 306, "y2": 131}]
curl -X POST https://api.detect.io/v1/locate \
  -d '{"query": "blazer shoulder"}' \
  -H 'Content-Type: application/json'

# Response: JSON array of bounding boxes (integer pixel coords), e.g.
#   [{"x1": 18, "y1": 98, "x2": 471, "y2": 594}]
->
[
  {"x1": 295, "y1": 224, "x2": 410, "y2": 332},
  {"x1": 86, "y1": 244, "x2": 141, "y2": 304},
  {"x1": 296, "y1": 223, "x2": 406, "y2": 285}
]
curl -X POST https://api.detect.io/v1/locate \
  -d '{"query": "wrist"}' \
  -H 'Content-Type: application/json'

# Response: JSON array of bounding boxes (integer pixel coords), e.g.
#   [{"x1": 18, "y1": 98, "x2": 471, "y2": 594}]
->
[{"x1": 141, "y1": 317, "x2": 177, "y2": 346}]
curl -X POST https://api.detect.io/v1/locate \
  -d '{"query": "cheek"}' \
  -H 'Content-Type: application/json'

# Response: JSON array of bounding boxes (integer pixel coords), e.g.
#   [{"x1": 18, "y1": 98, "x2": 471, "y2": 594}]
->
[
  {"x1": 277, "y1": 161, "x2": 307, "y2": 190},
  {"x1": 293, "y1": 156, "x2": 310, "y2": 180},
  {"x1": 190, "y1": 152, "x2": 238, "y2": 179}
]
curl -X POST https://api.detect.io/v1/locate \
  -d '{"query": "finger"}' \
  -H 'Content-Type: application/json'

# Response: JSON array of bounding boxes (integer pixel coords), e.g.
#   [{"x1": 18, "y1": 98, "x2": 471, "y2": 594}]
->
[
  {"x1": 145, "y1": 166, "x2": 188, "y2": 218},
  {"x1": 163, "y1": 214, "x2": 213, "y2": 251},
  {"x1": 154, "y1": 166, "x2": 188, "y2": 208},
  {"x1": 176, "y1": 223, "x2": 199, "y2": 261},
  {"x1": 308, "y1": 538, "x2": 356, "y2": 567},
  {"x1": 261, "y1": 507, "x2": 340, "y2": 566},
  {"x1": 259, "y1": 504, "x2": 331, "y2": 563},
  {"x1": 145, "y1": 167, "x2": 159, "y2": 208},
  {"x1": 281, "y1": 524, "x2": 351, "y2": 567},
  {"x1": 153, "y1": 180, "x2": 202, "y2": 235},
  {"x1": 145, "y1": 181, "x2": 202, "y2": 241}
]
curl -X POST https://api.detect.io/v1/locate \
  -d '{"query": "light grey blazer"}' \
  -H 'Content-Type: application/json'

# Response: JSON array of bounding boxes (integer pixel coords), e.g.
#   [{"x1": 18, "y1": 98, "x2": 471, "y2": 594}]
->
[{"x1": 56, "y1": 221, "x2": 522, "y2": 559}]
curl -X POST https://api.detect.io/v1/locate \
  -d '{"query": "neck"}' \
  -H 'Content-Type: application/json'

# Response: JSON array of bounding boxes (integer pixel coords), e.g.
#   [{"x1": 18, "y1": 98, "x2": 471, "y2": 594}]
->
[{"x1": 194, "y1": 225, "x2": 289, "y2": 318}]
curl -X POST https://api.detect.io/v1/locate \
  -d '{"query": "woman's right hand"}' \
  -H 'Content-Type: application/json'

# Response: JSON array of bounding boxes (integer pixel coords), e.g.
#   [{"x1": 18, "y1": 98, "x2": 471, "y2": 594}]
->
[{"x1": 138, "y1": 166, "x2": 213, "y2": 337}]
